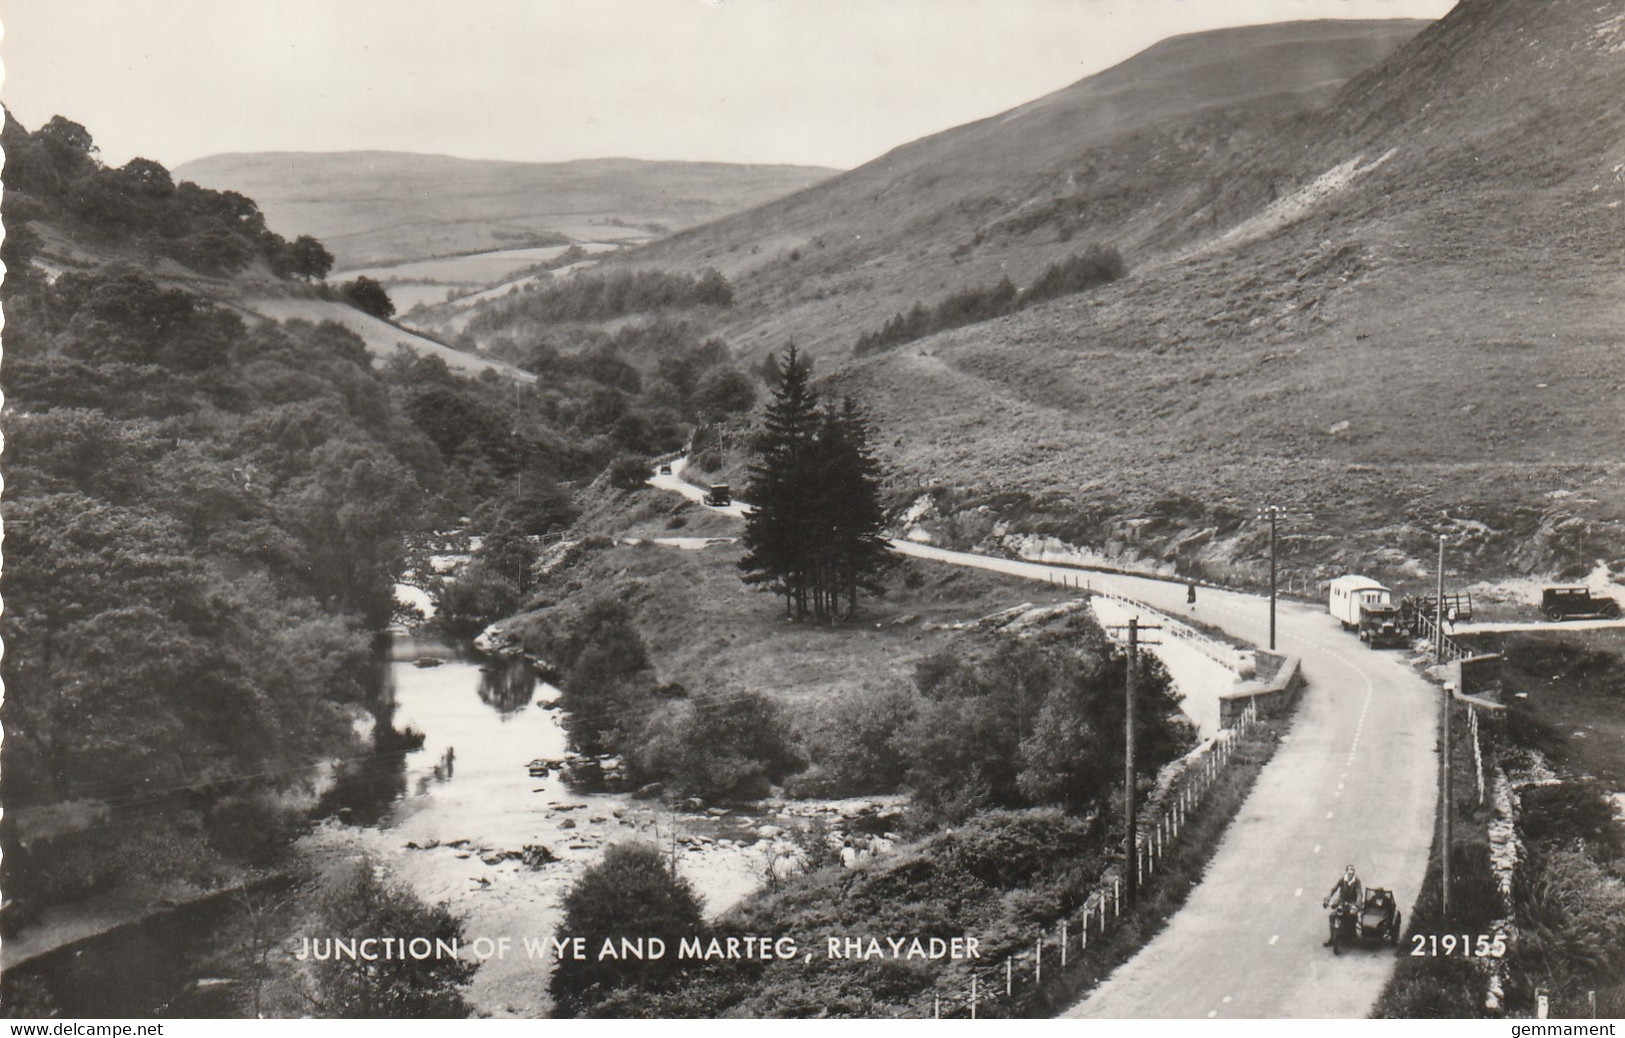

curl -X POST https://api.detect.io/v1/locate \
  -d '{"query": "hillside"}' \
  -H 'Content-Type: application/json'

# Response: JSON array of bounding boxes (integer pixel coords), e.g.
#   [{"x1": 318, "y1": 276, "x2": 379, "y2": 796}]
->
[
  {"x1": 611, "y1": 18, "x2": 1430, "y2": 360},
  {"x1": 173, "y1": 152, "x2": 838, "y2": 269},
  {"x1": 577, "y1": 5, "x2": 1624, "y2": 590},
  {"x1": 829, "y1": 0, "x2": 1625, "y2": 589}
]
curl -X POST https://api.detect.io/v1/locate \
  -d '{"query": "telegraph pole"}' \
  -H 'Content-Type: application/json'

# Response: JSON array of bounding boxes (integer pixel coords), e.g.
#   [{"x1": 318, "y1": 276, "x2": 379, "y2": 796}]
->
[
  {"x1": 1255, "y1": 505, "x2": 1312, "y2": 651},
  {"x1": 1255, "y1": 506, "x2": 1281, "y2": 650},
  {"x1": 1435, "y1": 535, "x2": 1447, "y2": 665},
  {"x1": 1125, "y1": 618, "x2": 1138, "y2": 902},
  {"x1": 1113, "y1": 617, "x2": 1161, "y2": 903}
]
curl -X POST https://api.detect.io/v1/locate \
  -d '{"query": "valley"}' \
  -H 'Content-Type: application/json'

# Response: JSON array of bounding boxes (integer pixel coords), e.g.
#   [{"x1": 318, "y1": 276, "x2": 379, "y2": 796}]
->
[{"x1": 5, "y1": 0, "x2": 1624, "y2": 1022}]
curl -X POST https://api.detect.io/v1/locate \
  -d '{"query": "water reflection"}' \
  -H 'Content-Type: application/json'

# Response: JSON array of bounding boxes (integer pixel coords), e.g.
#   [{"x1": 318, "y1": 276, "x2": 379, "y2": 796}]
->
[{"x1": 476, "y1": 657, "x2": 537, "y2": 715}]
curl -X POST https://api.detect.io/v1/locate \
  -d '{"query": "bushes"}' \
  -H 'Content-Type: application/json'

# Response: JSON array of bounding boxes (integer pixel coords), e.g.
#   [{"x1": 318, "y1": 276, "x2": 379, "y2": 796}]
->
[
  {"x1": 633, "y1": 692, "x2": 804, "y2": 801},
  {"x1": 895, "y1": 632, "x2": 1191, "y2": 821},
  {"x1": 550, "y1": 844, "x2": 705, "y2": 1016},
  {"x1": 855, "y1": 279, "x2": 1016, "y2": 355},
  {"x1": 1022, "y1": 243, "x2": 1127, "y2": 306},
  {"x1": 565, "y1": 809, "x2": 1108, "y2": 1017},
  {"x1": 854, "y1": 245, "x2": 1126, "y2": 355},
  {"x1": 1504, "y1": 782, "x2": 1625, "y2": 1016},
  {"x1": 340, "y1": 276, "x2": 395, "y2": 320},
  {"x1": 303, "y1": 859, "x2": 475, "y2": 1018},
  {"x1": 608, "y1": 454, "x2": 653, "y2": 491},
  {"x1": 204, "y1": 794, "x2": 306, "y2": 867},
  {"x1": 467, "y1": 267, "x2": 733, "y2": 335},
  {"x1": 792, "y1": 686, "x2": 918, "y2": 797}
]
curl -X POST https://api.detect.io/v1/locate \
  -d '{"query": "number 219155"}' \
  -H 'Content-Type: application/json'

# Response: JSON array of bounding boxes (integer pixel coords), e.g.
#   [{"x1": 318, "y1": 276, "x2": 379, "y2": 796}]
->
[{"x1": 1410, "y1": 933, "x2": 1506, "y2": 957}]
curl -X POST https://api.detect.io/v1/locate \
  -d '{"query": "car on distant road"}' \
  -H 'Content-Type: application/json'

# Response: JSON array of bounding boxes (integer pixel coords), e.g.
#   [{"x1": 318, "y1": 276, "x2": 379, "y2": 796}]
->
[
  {"x1": 703, "y1": 484, "x2": 732, "y2": 507},
  {"x1": 658, "y1": 463, "x2": 672, "y2": 475},
  {"x1": 1540, "y1": 586, "x2": 1622, "y2": 621}
]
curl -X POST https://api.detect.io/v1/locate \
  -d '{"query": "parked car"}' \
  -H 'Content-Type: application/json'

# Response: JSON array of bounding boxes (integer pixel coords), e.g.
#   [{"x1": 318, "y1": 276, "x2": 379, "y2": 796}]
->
[{"x1": 1541, "y1": 586, "x2": 1622, "y2": 621}]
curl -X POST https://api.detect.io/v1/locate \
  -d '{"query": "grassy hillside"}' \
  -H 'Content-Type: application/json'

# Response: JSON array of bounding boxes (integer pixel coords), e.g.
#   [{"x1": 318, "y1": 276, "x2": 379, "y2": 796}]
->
[
  {"x1": 841, "y1": 0, "x2": 1625, "y2": 587},
  {"x1": 173, "y1": 152, "x2": 837, "y2": 269},
  {"x1": 612, "y1": 19, "x2": 1429, "y2": 361},
  {"x1": 578, "y1": 6, "x2": 1623, "y2": 589}
]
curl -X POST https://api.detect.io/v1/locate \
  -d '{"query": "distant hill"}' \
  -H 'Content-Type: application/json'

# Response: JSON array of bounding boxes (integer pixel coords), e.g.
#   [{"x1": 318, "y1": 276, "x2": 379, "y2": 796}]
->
[
  {"x1": 594, "y1": 9, "x2": 1625, "y2": 586},
  {"x1": 173, "y1": 152, "x2": 838, "y2": 269}
]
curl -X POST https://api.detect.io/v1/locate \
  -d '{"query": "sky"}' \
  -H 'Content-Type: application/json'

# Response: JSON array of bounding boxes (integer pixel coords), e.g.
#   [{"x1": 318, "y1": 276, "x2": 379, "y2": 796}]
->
[{"x1": 1, "y1": 0, "x2": 1457, "y2": 172}]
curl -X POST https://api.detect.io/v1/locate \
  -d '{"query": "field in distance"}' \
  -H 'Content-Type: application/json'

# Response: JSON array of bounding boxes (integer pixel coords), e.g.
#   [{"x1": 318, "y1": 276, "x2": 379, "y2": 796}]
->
[{"x1": 173, "y1": 151, "x2": 838, "y2": 270}]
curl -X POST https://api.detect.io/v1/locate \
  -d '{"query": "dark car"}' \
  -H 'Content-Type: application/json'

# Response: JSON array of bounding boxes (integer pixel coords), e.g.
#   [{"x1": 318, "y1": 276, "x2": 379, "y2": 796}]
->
[
  {"x1": 703, "y1": 484, "x2": 732, "y2": 507},
  {"x1": 1541, "y1": 587, "x2": 1622, "y2": 622}
]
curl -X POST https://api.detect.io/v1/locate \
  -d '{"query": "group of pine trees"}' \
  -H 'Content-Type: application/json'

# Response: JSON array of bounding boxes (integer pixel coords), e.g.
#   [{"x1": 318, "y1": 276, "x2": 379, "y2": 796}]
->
[
  {"x1": 738, "y1": 345, "x2": 893, "y2": 622},
  {"x1": 854, "y1": 242, "x2": 1126, "y2": 355}
]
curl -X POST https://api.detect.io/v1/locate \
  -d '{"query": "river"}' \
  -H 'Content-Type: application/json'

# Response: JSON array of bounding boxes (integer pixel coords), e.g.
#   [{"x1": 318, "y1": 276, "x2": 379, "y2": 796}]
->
[
  {"x1": 10, "y1": 629, "x2": 894, "y2": 1017},
  {"x1": 294, "y1": 630, "x2": 787, "y2": 1016}
]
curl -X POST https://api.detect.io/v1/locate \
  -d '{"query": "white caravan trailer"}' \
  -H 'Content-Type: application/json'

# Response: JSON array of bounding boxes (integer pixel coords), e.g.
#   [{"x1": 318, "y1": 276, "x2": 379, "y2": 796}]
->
[{"x1": 1328, "y1": 575, "x2": 1392, "y2": 630}]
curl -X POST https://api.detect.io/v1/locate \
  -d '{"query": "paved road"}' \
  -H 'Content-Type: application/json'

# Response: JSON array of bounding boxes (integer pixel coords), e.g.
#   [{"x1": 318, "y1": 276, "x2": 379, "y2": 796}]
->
[
  {"x1": 651, "y1": 465, "x2": 1440, "y2": 1018},
  {"x1": 897, "y1": 543, "x2": 1439, "y2": 1018}
]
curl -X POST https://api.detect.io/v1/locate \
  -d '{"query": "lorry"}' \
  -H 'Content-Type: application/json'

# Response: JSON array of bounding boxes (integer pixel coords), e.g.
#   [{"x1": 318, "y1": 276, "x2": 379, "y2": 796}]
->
[
  {"x1": 1357, "y1": 603, "x2": 1409, "y2": 648},
  {"x1": 1328, "y1": 575, "x2": 1393, "y2": 632}
]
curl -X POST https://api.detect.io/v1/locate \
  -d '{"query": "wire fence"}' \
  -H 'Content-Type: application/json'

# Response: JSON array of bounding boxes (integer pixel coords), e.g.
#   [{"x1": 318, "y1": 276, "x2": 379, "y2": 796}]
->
[{"x1": 902, "y1": 700, "x2": 1263, "y2": 1019}]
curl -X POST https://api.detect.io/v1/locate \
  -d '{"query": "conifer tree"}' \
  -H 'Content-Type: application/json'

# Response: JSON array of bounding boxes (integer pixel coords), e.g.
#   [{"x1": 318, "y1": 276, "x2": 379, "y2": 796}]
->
[
  {"x1": 817, "y1": 397, "x2": 893, "y2": 618},
  {"x1": 739, "y1": 345, "x2": 892, "y2": 621}
]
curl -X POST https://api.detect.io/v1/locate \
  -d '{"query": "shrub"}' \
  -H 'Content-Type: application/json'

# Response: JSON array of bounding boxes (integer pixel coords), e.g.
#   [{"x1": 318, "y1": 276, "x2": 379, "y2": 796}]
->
[
  {"x1": 632, "y1": 691, "x2": 804, "y2": 801},
  {"x1": 794, "y1": 685, "x2": 919, "y2": 796},
  {"x1": 304, "y1": 858, "x2": 475, "y2": 1018},
  {"x1": 607, "y1": 454, "x2": 652, "y2": 491},
  {"x1": 204, "y1": 793, "x2": 305, "y2": 866},
  {"x1": 549, "y1": 843, "x2": 704, "y2": 1016},
  {"x1": 341, "y1": 276, "x2": 395, "y2": 320}
]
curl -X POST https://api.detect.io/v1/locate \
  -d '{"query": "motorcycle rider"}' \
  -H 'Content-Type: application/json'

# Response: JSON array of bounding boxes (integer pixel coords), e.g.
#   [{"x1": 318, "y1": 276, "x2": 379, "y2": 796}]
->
[{"x1": 1322, "y1": 864, "x2": 1363, "y2": 946}]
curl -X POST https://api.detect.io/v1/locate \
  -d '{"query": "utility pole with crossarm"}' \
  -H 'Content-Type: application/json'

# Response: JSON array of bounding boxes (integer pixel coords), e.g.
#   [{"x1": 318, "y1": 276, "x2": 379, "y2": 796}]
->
[
  {"x1": 1254, "y1": 505, "x2": 1312, "y2": 651},
  {"x1": 1110, "y1": 616, "x2": 1161, "y2": 903}
]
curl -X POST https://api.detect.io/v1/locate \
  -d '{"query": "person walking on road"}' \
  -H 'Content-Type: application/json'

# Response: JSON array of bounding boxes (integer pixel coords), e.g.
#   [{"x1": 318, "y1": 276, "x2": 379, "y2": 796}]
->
[{"x1": 1187, "y1": 581, "x2": 1197, "y2": 610}]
